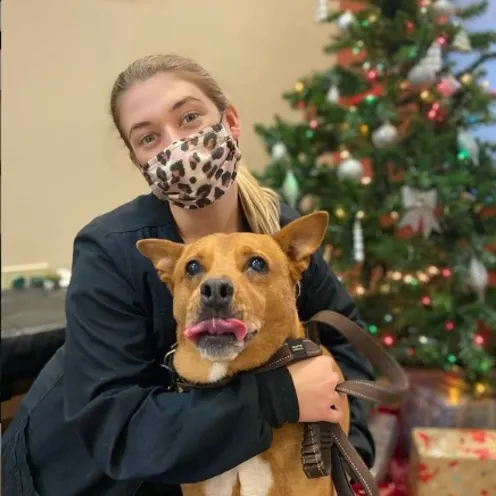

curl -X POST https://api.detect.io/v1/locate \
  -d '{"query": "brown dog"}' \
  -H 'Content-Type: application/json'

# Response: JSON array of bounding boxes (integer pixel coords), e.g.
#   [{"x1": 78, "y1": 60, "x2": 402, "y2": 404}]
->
[{"x1": 137, "y1": 211, "x2": 350, "y2": 496}]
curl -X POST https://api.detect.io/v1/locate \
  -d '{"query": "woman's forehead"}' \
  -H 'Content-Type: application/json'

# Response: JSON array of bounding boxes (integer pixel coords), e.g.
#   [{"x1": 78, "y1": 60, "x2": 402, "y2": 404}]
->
[{"x1": 119, "y1": 73, "x2": 211, "y2": 131}]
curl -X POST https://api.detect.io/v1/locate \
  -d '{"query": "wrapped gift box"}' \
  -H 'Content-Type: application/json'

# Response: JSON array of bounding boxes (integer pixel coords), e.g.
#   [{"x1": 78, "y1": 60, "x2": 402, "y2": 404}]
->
[
  {"x1": 400, "y1": 370, "x2": 496, "y2": 450},
  {"x1": 408, "y1": 428, "x2": 496, "y2": 496}
]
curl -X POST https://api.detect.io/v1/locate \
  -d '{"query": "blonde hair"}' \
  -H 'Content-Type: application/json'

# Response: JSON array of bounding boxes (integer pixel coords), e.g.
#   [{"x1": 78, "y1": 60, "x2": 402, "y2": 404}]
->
[{"x1": 110, "y1": 54, "x2": 280, "y2": 235}]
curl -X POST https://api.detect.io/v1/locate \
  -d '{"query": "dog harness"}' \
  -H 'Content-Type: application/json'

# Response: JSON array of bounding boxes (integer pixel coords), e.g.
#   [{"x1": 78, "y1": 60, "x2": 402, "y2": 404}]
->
[{"x1": 163, "y1": 310, "x2": 409, "y2": 496}]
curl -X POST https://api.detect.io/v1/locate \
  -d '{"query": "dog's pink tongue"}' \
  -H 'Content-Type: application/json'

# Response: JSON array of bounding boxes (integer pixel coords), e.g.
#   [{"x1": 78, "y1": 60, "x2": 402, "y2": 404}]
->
[{"x1": 184, "y1": 318, "x2": 248, "y2": 342}]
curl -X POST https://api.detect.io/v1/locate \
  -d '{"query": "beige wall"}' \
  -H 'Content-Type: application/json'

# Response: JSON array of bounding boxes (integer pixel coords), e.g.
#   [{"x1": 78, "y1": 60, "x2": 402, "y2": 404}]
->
[{"x1": 2, "y1": 0, "x2": 335, "y2": 268}]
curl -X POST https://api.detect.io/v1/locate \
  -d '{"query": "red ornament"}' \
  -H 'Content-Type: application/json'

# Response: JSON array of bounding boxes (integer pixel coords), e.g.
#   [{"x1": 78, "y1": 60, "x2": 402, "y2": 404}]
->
[
  {"x1": 296, "y1": 101, "x2": 305, "y2": 110},
  {"x1": 444, "y1": 321, "x2": 455, "y2": 332},
  {"x1": 382, "y1": 335, "x2": 395, "y2": 347},
  {"x1": 421, "y1": 296, "x2": 432, "y2": 306}
]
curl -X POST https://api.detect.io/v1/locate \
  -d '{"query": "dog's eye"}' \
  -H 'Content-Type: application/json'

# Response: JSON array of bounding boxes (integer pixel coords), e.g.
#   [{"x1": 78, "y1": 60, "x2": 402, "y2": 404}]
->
[
  {"x1": 247, "y1": 257, "x2": 268, "y2": 273},
  {"x1": 185, "y1": 260, "x2": 203, "y2": 277}
]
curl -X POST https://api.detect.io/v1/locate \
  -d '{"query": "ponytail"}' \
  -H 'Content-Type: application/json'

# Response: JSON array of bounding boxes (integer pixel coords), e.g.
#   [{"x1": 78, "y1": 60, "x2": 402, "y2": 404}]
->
[{"x1": 237, "y1": 164, "x2": 281, "y2": 235}]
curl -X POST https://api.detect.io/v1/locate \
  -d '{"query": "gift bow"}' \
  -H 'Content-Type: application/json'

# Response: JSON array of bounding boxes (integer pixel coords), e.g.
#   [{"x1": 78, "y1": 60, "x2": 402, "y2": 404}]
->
[{"x1": 398, "y1": 186, "x2": 442, "y2": 238}]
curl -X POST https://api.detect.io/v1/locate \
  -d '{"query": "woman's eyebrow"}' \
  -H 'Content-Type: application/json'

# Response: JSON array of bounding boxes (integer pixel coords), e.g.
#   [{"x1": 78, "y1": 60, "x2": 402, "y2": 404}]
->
[
  {"x1": 170, "y1": 96, "x2": 204, "y2": 112},
  {"x1": 128, "y1": 97, "x2": 205, "y2": 140}
]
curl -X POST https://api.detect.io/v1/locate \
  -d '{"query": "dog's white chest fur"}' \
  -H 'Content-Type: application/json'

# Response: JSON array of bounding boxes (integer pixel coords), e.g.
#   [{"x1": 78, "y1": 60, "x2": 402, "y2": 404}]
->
[{"x1": 204, "y1": 455, "x2": 273, "y2": 496}]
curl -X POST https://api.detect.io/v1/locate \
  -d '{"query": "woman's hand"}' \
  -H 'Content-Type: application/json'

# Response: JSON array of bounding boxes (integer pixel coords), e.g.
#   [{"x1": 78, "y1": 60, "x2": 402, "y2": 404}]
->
[{"x1": 288, "y1": 356, "x2": 343, "y2": 423}]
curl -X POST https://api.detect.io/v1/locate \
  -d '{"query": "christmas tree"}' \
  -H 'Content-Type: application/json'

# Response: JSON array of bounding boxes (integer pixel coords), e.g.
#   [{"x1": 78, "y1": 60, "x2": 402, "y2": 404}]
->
[{"x1": 255, "y1": 0, "x2": 496, "y2": 392}]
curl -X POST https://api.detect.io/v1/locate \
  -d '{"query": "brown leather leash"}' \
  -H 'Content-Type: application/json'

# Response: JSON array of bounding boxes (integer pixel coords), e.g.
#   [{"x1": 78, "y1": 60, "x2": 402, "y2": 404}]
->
[{"x1": 165, "y1": 310, "x2": 409, "y2": 496}]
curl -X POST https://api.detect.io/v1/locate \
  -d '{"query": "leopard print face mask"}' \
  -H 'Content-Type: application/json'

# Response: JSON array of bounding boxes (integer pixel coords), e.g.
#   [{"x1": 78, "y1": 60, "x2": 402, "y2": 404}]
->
[{"x1": 140, "y1": 122, "x2": 242, "y2": 209}]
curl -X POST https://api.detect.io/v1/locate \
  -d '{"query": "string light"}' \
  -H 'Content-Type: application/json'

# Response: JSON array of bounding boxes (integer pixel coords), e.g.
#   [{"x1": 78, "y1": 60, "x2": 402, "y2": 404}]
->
[
  {"x1": 335, "y1": 207, "x2": 346, "y2": 218},
  {"x1": 405, "y1": 20, "x2": 415, "y2": 33},
  {"x1": 368, "y1": 14, "x2": 377, "y2": 22},
  {"x1": 417, "y1": 272, "x2": 430, "y2": 283},
  {"x1": 367, "y1": 70, "x2": 378, "y2": 81},
  {"x1": 473, "y1": 334, "x2": 485, "y2": 346},
  {"x1": 368, "y1": 324, "x2": 378, "y2": 334},
  {"x1": 391, "y1": 211, "x2": 399, "y2": 220},
  {"x1": 428, "y1": 266, "x2": 439, "y2": 275},
  {"x1": 436, "y1": 34, "x2": 447, "y2": 46},
  {"x1": 356, "y1": 210, "x2": 365, "y2": 219},
  {"x1": 441, "y1": 268, "x2": 452, "y2": 278},
  {"x1": 447, "y1": 354, "x2": 457, "y2": 364},
  {"x1": 384, "y1": 314, "x2": 393, "y2": 323},
  {"x1": 295, "y1": 81, "x2": 304, "y2": 92},
  {"x1": 421, "y1": 90, "x2": 431, "y2": 100},
  {"x1": 421, "y1": 295, "x2": 432, "y2": 306},
  {"x1": 461, "y1": 73, "x2": 472, "y2": 85},
  {"x1": 340, "y1": 149, "x2": 350, "y2": 159},
  {"x1": 355, "y1": 285, "x2": 365, "y2": 296},
  {"x1": 360, "y1": 124, "x2": 369, "y2": 135},
  {"x1": 392, "y1": 271, "x2": 402, "y2": 281},
  {"x1": 444, "y1": 321, "x2": 455, "y2": 332},
  {"x1": 365, "y1": 94, "x2": 377, "y2": 103},
  {"x1": 475, "y1": 382, "x2": 487, "y2": 395},
  {"x1": 419, "y1": 335, "x2": 428, "y2": 344},
  {"x1": 382, "y1": 335, "x2": 395, "y2": 347},
  {"x1": 363, "y1": 61, "x2": 371, "y2": 70},
  {"x1": 309, "y1": 119, "x2": 318, "y2": 129},
  {"x1": 361, "y1": 177, "x2": 372, "y2": 185}
]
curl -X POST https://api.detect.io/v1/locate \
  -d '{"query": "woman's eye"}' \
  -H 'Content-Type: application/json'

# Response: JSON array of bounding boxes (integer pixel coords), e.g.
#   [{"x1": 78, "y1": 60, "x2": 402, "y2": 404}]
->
[
  {"x1": 185, "y1": 260, "x2": 203, "y2": 277},
  {"x1": 181, "y1": 112, "x2": 199, "y2": 126},
  {"x1": 140, "y1": 134, "x2": 157, "y2": 146},
  {"x1": 247, "y1": 257, "x2": 268, "y2": 273}
]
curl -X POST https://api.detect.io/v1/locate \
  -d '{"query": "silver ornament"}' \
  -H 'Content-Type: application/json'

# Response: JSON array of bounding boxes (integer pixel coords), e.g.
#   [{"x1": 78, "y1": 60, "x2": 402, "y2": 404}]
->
[
  {"x1": 315, "y1": 0, "x2": 328, "y2": 22},
  {"x1": 407, "y1": 42, "x2": 442, "y2": 86},
  {"x1": 271, "y1": 142, "x2": 287, "y2": 161},
  {"x1": 327, "y1": 84, "x2": 340, "y2": 103},
  {"x1": 432, "y1": 0, "x2": 456, "y2": 15},
  {"x1": 338, "y1": 11, "x2": 356, "y2": 31},
  {"x1": 353, "y1": 217, "x2": 364, "y2": 263},
  {"x1": 457, "y1": 129, "x2": 480, "y2": 165},
  {"x1": 467, "y1": 257, "x2": 488, "y2": 301},
  {"x1": 337, "y1": 156, "x2": 363, "y2": 181},
  {"x1": 371, "y1": 121, "x2": 399, "y2": 148}
]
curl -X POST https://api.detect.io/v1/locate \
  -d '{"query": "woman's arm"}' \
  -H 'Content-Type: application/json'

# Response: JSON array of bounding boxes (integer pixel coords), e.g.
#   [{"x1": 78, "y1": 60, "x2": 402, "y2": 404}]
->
[
  {"x1": 298, "y1": 247, "x2": 376, "y2": 468},
  {"x1": 63, "y1": 222, "x2": 299, "y2": 485}
]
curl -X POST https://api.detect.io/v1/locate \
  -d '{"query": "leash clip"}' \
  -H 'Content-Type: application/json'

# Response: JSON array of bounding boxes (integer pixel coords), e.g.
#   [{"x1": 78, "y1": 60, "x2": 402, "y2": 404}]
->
[{"x1": 161, "y1": 343, "x2": 178, "y2": 391}]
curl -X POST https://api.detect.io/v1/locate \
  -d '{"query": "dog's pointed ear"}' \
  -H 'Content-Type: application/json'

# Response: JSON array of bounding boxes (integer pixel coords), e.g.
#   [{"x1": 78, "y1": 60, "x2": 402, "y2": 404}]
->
[
  {"x1": 136, "y1": 239, "x2": 184, "y2": 286},
  {"x1": 273, "y1": 211, "x2": 329, "y2": 266}
]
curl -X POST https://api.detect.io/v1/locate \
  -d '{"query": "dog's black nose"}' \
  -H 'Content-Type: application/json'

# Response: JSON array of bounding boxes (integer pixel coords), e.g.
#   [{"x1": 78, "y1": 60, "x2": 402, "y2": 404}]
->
[{"x1": 200, "y1": 278, "x2": 234, "y2": 308}]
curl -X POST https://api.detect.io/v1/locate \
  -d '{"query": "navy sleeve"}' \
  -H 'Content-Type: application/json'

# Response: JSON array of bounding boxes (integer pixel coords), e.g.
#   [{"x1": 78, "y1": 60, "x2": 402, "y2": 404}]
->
[
  {"x1": 63, "y1": 222, "x2": 299, "y2": 485},
  {"x1": 298, "y1": 248, "x2": 376, "y2": 468}
]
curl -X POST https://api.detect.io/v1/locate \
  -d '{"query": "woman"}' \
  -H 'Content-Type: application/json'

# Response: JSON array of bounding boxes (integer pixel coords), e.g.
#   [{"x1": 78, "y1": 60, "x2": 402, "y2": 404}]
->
[{"x1": 2, "y1": 54, "x2": 375, "y2": 496}]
